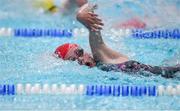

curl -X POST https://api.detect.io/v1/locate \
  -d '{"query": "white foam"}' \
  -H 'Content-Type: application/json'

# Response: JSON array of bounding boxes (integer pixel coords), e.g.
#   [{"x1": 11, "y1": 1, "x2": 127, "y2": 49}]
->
[
  {"x1": 38, "y1": 8, "x2": 45, "y2": 14},
  {"x1": 80, "y1": 28, "x2": 86, "y2": 33},
  {"x1": 109, "y1": 28, "x2": 131, "y2": 37},
  {"x1": 73, "y1": 28, "x2": 79, "y2": 36},
  {"x1": 125, "y1": 29, "x2": 131, "y2": 35},
  {"x1": 118, "y1": 29, "x2": 123, "y2": 36}
]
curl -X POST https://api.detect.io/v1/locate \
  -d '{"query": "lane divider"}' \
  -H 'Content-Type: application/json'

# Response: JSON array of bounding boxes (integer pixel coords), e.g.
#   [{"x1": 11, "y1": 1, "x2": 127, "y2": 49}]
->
[
  {"x1": 0, "y1": 28, "x2": 131, "y2": 38},
  {"x1": 17, "y1": 84, "x2": 85, "y2": 95},
  {"x1": 0, "y1": 84, "x2": 180, "y2": 96},
  {"x1": 14, "y1": 29, "x2": 72, "y2": 37},
  {"x1": 0, "y1": 28, "x2": 13, "y2": 37},
  {"x1": 0, "y1": 27, "x2": 179, "y2": 39},
  {"x1": 0, "y1": 28, "x2": 73, "y2": 37},
  {"x1": 73, "y1": 28, "x2": 131, "y2": 37},
  {"x1": 132, "y1": 28, "x2": 180, "y2": 39}
]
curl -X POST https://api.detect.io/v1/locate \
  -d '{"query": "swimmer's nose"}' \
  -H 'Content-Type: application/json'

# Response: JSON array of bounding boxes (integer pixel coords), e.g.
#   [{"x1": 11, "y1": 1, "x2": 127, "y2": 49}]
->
[{"x1": 77, "y1": 57, "x2": 84, "y2": 65}]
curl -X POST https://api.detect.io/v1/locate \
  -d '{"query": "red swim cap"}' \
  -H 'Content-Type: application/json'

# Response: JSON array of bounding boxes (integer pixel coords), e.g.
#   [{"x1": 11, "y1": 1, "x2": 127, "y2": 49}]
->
[{"x1": 55, "y1": 43, "x2": 78, "y2": 59}]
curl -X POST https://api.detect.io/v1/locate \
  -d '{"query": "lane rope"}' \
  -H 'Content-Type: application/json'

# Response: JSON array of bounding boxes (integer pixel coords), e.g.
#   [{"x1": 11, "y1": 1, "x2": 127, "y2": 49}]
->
[
  {"x1": 0, "y1": 27, "x2": 179, "y2": 39},
  {"x1": 0, "y1": 28, "x2": 131, "y2": 37},
  {"x1": 0, "y1": 84, "x2": 180, "y2": 96}
]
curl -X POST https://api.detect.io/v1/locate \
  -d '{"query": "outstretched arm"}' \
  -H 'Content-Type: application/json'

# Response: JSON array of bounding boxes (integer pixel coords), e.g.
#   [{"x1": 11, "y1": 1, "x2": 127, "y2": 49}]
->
[{"x1": 77, "y1": 4, "x2": 129, "y2": 64}]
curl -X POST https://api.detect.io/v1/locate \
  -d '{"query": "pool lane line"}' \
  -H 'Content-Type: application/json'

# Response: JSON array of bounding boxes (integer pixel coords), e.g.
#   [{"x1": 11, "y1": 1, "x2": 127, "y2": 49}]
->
[
  {"x1": 0, "y1": 84, "x2": 180, "y2": 96},
  {"x1": 0, "y1": 27, "x2": 13, "y2": 37},
  {"x1": 0, "y1": 28, "x2": 73, "y2": 38},
  {"x1": 0, "y1": 28, "x2": 131, "y2": 38},
  {"x1": 14, "y1": 29, "x2": 72, "y2": 37},
  {"x1": 0, "y1": 27, "x2": 180, "y2": 39},
  {"x1": 132, "y1": 28, "x2": 180, "y2": 39}
]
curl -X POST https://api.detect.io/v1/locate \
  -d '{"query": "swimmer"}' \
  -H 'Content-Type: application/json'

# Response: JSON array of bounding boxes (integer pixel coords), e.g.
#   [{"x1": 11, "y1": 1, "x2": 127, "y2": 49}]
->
[
  {"x1": 34, "y1": 0, "x2": 58, "y2": 13},
  {"x1": 34, "y1": 0, "x2": 87, "y2": 14},
  {"x1": 54, "y1": 4, "x2": 180, "y2": 78}
]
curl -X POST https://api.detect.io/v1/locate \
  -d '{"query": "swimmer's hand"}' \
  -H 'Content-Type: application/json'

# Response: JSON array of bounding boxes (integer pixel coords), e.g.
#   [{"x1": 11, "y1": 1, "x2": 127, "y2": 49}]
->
[{"x1": 77, "y1": 4, "x2": 104, "y2": 31}]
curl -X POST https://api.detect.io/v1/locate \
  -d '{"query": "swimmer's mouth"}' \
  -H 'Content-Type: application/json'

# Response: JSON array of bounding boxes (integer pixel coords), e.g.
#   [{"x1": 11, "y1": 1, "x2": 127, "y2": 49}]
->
[
  {"x1": 78, "y1": 60, "x2": 94, "y2": 67},
  {"x1": 52, "y1": 53, "x2": 59, "y2": 59}
]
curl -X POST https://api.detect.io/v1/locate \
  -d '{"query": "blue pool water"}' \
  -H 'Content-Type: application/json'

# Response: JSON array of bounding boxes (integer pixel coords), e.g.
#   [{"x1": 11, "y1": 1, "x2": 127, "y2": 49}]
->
[{"x1": 0, "y1": 0, "x2": 180, "y2": 110}]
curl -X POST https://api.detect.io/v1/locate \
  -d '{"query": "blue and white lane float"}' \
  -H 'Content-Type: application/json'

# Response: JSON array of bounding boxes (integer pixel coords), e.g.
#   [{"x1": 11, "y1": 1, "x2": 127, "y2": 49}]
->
[
  {"x1": 0, "y1": 84, "x2": 180, "y2": 96},
  {"x1": 0, "y1": 28, "x2": 14, "y2": 37},
  {"x1": 0, "y1": 27, "x2": 180, "y2": 39},
  {"x1": 0, "y1": 28, "x2": 131, "y2": 38},
  {"x1": 0, "y1": 28, "x2": 73, "y2": 38}
]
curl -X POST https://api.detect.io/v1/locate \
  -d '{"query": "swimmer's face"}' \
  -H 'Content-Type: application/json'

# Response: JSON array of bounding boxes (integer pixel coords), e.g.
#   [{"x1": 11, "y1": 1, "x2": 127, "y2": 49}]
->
[
  {"x1": 64, "y1": 47, "x2": 96, "y2": 67},
  {"x1": 77, "y1": 53, "x2": 96, "y2": 68}
]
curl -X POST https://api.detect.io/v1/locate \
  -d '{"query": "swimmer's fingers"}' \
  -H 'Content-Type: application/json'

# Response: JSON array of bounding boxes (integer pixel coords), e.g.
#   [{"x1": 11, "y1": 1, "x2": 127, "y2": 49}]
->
[
  {"x1": 88, "y1": 16, "x2": 103, "y2": 30},
  {"x1": 87, "y1": 18, "x2": 97, "y2": 25},
  {"x1": 91, "y1": 24, "x2": 102, "y2": 31},
  {"x1": 95, "y1": 21, "x2": 104, "y2": 26},
  {"x1": 89, "y1": 16, "x2": 104, "y2": 26},
  {"x1": 87, "y1": 16, "x2": 100, "y2": 24},
  {"x1": 87, "y1": 13, "x2": 99, "y2": 23},
  {"x1": 87, "y1": 12, "x2": 103, "y2": 25},
  {"x1": 87, "y1": 13, "x2": 102, "y2": 22},
  {"x1": 93, "y1": 17, "x2": 104, "y2": 26},
  {"x1": 94, "y1": 17, "x2": 102, "y2": 22},
  {"x1": 93, "y1": 20, "x2": 104, "y2": 26},
  {"x1": 87, "y1": 17, "x2": 103, "y2": 28},
  {"x1": 88, "y1": 12, "x2": 98, "y2": 17}
]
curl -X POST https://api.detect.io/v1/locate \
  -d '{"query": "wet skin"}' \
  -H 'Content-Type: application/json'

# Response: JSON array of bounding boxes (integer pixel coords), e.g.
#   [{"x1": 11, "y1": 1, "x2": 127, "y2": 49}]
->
[{"x1": 64, "y1": 46, "x2": 96, "y2": 67}]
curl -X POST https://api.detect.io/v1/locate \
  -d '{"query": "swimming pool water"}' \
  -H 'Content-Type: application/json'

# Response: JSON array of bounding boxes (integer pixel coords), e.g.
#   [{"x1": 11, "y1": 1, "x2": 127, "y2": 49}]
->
[{"x1": 0, "y1": 0, "x2": 180, "y2": 110}]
